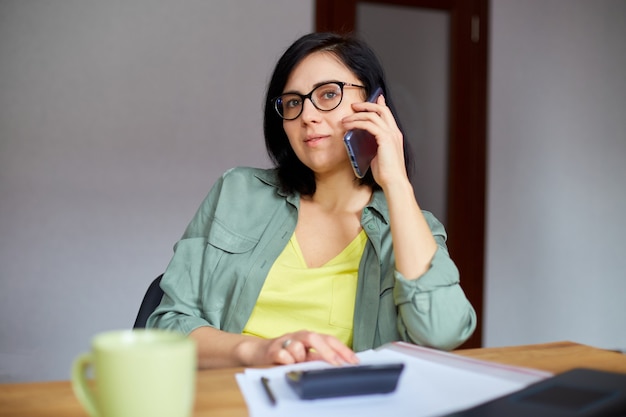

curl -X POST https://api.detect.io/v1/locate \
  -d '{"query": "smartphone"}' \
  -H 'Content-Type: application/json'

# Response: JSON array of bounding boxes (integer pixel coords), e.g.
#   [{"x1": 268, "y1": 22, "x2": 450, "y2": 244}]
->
[
  {"x1": 343, "y1": 86, "x2": 384, "y2": 178},
  {"x1": 285, "y1": 363, "x2": 404, "y2": 400}
]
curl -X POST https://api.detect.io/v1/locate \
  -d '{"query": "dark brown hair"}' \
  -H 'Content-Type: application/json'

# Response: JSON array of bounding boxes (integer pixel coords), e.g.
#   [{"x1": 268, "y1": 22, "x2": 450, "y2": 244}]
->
[{"x1": 263, "y1": 32, "x2": 413, "y2": 195}]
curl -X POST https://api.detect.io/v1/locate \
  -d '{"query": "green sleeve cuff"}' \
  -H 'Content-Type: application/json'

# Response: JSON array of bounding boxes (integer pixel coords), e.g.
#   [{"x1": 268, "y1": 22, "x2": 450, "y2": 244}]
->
[{"x1": 393, "y1": 246, "x2": 460, "y2": 305}]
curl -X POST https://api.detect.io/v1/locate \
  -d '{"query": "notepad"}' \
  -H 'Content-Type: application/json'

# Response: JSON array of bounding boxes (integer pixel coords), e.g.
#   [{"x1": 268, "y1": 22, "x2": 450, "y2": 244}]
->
[{"x1": 235, "y1": 342, "x2": 551, "y2": 417}]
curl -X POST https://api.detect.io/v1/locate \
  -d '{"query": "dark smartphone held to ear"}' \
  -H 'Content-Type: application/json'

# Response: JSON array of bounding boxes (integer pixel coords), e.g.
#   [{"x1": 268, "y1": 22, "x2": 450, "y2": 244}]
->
[{"x1": 343, "y1": 86, "x2": 383, "y2": 178}]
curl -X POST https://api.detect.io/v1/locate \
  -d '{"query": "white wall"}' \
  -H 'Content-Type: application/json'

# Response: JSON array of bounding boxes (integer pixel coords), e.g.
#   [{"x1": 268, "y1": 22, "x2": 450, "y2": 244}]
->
[
  {"x1": 2, "y1": 0, "x2": 625, "y2": 384},
  {"x1": 0, "y1": 0, "x2": 313, "y2": 382},
  {"x1": 485, "y1": 0, "x2": 626, "y2": 350}
]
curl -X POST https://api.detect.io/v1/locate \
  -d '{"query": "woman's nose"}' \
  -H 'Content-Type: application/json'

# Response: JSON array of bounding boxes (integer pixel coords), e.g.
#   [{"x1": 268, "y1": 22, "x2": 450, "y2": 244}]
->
[{"x1": 300, "y1": 98, "x2": 321, "y2": 123}]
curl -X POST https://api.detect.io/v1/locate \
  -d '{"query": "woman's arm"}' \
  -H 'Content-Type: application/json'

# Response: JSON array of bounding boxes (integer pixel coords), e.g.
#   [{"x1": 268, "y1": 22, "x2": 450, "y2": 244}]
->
[
  {"x1": 344, "y1": 95, "x2": 437, "y2": 279},
  {"x1": 345, "y1": 96, "x2": 476, "y2": 349},
  {"x1": 190, "y1": 326, "x2": 358, "y2": 368},
  {"x1": 382, "y1": 179, "x2": 438, "y2": 279}
]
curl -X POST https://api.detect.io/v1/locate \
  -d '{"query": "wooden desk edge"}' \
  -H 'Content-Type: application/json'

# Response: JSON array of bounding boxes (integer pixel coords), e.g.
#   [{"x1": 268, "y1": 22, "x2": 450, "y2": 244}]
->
[{"x1": 454, "y1": 340, "x2": 626, "y2": 374}]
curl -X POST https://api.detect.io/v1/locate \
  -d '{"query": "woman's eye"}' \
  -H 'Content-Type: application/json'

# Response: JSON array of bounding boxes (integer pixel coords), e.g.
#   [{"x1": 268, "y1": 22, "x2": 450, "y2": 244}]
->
[
  {"x1": 317, "y1": 87, "x2": 339, "y2": 101},
  {"x1": 285, "y1": 98, "x2": 301, "y2": 109}
]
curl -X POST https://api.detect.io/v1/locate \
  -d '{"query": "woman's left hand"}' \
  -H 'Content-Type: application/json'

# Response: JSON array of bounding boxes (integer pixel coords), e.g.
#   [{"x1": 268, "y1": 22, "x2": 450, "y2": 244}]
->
[{"x1": 342, "y1": 95, "x2": 408, "y2": 188}]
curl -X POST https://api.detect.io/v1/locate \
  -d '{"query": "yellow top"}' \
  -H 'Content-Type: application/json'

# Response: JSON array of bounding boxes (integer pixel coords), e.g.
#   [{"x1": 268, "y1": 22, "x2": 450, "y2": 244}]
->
[{"x1": 242, "y1": 230, "x2": 367, "y2": 347}]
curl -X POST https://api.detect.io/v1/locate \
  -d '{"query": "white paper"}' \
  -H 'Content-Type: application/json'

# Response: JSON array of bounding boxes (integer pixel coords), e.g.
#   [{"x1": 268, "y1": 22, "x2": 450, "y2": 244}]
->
[{"x1": 235, "y1": 344, "x2": 551, "y2": 417}]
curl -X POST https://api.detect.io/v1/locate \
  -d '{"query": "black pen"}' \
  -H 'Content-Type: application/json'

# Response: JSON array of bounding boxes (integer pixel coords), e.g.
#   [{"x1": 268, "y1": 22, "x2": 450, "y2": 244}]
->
[{"x1": 260, "y1": 376, "x2": 277, "y2": 406}]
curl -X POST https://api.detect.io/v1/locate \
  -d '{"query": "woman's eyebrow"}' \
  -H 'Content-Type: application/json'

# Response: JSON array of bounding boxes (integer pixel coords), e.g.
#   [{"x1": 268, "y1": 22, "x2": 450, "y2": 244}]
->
[{"x1": 282, "y1": 80, "x2": 341, "y2": 95}]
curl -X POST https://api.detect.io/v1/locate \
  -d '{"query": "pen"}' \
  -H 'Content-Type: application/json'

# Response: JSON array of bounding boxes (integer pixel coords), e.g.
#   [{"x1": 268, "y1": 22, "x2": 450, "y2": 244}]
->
[{"x1": 260, "y1": 376, "x2": 277, "y2": 406}]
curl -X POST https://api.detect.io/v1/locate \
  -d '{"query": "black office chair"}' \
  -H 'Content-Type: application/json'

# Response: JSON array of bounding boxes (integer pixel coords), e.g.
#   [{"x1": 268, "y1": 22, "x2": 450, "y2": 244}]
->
[{"x1": 133, "y1": 274, "x2": 165, "y2": 328}]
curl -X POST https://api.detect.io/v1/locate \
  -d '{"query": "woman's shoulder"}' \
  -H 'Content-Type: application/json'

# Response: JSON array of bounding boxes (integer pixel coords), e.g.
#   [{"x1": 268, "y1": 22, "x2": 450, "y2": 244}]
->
[
  {"x1": 184, "y1": 167, "x2": 286, "y2": 239},
  {"x1": 209, "y1": 166, "x2": 284, "y2": 207},
  {"x1": 219, "y1": 166, "x2": 280, "y2": 188}
]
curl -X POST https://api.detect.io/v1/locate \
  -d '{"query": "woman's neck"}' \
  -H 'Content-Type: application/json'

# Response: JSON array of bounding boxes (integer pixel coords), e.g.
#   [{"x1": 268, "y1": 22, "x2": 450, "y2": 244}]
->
[{"x1": 306, "y1": 171, "x2": 372, "y2": 213}]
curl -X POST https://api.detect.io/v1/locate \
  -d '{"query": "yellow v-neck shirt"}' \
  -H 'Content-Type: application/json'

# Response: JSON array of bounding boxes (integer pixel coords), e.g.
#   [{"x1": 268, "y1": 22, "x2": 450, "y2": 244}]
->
[{"x1": 242, "y1": 230, "x2": 367, "y2": 347}]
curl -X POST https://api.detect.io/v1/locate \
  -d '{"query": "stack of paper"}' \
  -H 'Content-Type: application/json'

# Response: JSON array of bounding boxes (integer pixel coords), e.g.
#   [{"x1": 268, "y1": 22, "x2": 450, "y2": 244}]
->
[{"x1": 235, "y1": 342, "x2": 551, "y2": 417}]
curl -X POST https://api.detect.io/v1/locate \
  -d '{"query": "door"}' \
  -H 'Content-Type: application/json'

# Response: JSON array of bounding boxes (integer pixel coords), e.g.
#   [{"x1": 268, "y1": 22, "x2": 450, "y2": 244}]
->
[{"x1": 317, "y1": 0, "x2": 488, "y2": 349}]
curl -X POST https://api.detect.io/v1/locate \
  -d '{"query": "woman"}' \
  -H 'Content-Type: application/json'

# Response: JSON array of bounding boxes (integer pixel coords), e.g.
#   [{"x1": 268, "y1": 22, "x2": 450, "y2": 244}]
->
[{"x1": 147, "y1": 32, "x2": 476, "y2": 368}]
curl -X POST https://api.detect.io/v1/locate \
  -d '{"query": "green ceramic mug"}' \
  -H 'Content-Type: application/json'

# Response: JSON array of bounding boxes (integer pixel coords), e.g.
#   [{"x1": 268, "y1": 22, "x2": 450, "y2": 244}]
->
[{"x1": 71, "y1": 329, "x2": 196, "y2": 417}]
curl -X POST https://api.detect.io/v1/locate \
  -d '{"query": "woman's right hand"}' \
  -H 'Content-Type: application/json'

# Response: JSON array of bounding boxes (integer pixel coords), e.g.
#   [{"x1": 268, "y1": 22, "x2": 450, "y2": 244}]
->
[
  {"x1": 190, "y1": 326, "x2": 359, "y2": 368},
  {"x1": 260, "y1": 330, "x2": 360, "y2": 366}
]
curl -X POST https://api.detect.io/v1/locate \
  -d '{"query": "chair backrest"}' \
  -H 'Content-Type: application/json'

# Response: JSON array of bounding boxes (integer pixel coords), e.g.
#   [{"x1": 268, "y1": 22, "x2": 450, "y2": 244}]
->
[{"x1": 133, "y1": 274, "x2": 165, "y2": 328}]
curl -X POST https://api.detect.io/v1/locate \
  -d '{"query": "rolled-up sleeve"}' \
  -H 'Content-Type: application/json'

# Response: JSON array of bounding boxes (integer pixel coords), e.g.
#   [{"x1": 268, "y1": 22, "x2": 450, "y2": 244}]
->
[
  {"x1": 394, "y1": 247, "x2": 476, "y2": 350},
  {"x1": 392, "y1": 212, "x2": 477, "y2": 350},
  {"x1": 147, "y1": 237, "x2": 214, "y2": 335},
  {"x1": 146, "y1": 172, "x2": 226, "y2": 335}
]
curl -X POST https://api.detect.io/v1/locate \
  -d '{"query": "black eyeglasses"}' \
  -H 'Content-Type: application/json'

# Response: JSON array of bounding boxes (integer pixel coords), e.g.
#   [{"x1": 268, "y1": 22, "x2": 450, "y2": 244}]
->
[{"x1": 272, "y1": 81, "x2": 365, "y2": 120}]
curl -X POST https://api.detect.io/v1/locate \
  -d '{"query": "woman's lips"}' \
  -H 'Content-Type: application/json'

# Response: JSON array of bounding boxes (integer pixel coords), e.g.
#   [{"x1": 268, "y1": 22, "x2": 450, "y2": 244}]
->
[{"x1": 304, "y1": 134, "x2": 328, "y2": 144}]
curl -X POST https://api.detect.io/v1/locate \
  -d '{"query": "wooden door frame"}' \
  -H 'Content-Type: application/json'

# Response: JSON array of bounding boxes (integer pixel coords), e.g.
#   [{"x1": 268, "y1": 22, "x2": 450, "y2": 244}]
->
[{"x1": 316, "y1": 0, "x2": 488, "y2": 349}]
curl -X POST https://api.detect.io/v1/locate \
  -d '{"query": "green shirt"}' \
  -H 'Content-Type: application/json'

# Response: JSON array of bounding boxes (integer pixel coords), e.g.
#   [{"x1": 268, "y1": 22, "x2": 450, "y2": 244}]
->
[{"x1": 147, "y1": 167, "x2": 476, "y2": 351}]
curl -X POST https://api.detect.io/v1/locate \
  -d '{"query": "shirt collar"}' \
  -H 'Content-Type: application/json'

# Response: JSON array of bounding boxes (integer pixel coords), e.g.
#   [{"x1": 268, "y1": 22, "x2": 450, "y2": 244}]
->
[
  {"x1": 366, "y1": 189, "x2": 390, "y2": 224},
  {"x1": 253, "y1": 168, "x2": 389, "y2": 223},
  {"x1": 253, "y1": 168, "x2": 281, "y2": 188}
]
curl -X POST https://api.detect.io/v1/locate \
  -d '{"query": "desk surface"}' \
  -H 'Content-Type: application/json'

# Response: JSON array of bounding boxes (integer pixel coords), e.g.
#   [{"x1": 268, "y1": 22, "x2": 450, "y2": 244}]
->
[{"x1": 1, "y1": 341, "x2": 625, "y2": 417}]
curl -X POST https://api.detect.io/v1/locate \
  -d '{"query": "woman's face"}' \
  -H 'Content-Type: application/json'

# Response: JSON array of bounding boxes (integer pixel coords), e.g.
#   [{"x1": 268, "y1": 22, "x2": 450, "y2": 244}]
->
[{"x1": 281, "y1": 51, "x2": 366, "y2": 177}]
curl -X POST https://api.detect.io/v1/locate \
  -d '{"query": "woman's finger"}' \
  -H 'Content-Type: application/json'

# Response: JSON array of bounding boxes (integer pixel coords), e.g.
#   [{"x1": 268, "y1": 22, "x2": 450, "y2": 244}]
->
[
  {"x1": 301, "y1": 333, "x2": 358, "y2": 366},
  {"x1": 283, "y1": 339, "x2": 308, "y2": 363}
]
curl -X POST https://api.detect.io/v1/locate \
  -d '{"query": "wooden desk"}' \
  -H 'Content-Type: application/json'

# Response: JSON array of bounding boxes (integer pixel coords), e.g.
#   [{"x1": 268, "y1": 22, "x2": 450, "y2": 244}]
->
[
  {"x1": 455, "y1": 340, "x2": 626, "y2": 375},
  {"x1": 1, "y1": 341, "x2": 625, "y2": 417}
]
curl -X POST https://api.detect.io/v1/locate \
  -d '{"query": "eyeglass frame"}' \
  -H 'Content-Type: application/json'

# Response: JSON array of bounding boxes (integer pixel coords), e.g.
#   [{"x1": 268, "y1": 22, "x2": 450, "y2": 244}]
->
[{"x1": 271, "y1": 81, "x2": 366, "y2": 120}]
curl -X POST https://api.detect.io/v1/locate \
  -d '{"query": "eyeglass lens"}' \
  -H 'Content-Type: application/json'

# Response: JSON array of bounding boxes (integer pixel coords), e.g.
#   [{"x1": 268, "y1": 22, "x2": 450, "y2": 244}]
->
[{"x1": 276, "y1": 82, "x2": 344, "y2": 120}]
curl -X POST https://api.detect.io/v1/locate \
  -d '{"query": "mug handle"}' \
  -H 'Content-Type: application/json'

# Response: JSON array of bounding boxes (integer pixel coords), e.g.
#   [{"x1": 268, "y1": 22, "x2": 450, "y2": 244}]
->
[{"x1": 71, "y1": 352, "x2": 100, "y2": 417}]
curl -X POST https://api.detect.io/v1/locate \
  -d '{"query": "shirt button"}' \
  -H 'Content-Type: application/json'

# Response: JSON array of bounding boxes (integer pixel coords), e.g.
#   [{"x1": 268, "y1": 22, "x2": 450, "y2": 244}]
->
[{"x1": 367, "y1": 224, "x2": 375, "y2": 230}]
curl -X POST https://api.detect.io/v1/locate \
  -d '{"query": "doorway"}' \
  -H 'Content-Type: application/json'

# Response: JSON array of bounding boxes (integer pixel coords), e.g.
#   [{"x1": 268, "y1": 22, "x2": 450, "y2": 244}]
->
[{"x1": 317, "y1": 0, "x2": 488, "y2": 349}]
